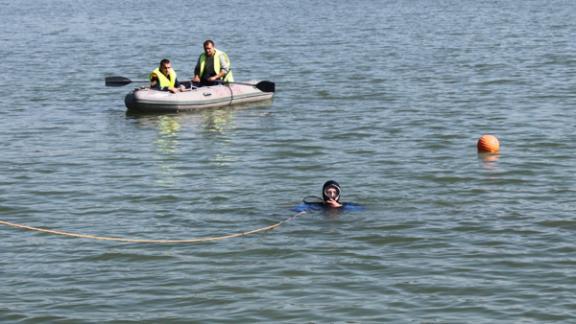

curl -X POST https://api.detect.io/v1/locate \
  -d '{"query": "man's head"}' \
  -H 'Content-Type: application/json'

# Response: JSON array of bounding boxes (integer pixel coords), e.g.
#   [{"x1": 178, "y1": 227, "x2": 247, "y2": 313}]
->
[
  {"x1": 203, "y1": 40, "x2": 216, "y2": 57},
  {"x1": 159, "y1": 58, "x2": 172, "y2": 75},
  {"x1": 322, "y1": 180, "x2": 341, "y2": 203}
]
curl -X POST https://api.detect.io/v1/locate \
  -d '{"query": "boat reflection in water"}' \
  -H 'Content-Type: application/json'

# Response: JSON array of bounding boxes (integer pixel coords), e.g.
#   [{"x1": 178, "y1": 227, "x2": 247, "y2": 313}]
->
[{"x1": 125, "y1": 100, "x2": 273, "y2": 185}]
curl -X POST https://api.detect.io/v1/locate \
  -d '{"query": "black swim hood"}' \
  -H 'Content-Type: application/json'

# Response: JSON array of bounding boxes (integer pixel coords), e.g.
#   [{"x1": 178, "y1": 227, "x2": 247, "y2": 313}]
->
[{"x1": 322, "y1": 180, "x2": 342, "y2": 202}]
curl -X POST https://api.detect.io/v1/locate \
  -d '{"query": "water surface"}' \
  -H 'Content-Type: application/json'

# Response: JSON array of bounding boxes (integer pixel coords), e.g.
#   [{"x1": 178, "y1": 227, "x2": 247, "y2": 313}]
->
[{"x1": 1, "y1": 0, "x2": 576, "y2": 322}]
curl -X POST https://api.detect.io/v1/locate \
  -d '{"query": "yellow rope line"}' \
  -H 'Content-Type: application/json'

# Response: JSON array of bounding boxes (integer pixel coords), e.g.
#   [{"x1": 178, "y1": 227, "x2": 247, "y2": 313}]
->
[{"x1": 0, "y1": 213, "x2": 305, "y2": 244}]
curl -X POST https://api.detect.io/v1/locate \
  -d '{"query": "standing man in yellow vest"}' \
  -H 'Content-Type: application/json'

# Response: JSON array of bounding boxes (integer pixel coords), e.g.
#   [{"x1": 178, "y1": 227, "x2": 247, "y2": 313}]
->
[
  {"x1": 150, "y1": 59, "x2": 185, "y2": 93},
  {"x1": 192, "y1": 40, "x2": 234, "y2": 87}
]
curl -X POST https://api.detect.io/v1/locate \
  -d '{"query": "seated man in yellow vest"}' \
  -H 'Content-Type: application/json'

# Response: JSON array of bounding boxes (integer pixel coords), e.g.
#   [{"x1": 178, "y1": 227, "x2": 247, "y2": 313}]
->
[
  {"x1": 191, "y1": 40, "x2": 234, "y2": 87},
  {"x1": 150, "y1": 59, "x2": 185, "y2": 93}
]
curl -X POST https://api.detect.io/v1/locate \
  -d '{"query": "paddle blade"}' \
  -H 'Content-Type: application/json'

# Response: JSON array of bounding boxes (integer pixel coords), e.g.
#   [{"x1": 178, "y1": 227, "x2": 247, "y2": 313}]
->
[
  {"x1": 256, "y1": 81, "x2": 275, "y2": 93},
  {"x1": 105, "y1": 76, "x2": 132, "y2": 87}
]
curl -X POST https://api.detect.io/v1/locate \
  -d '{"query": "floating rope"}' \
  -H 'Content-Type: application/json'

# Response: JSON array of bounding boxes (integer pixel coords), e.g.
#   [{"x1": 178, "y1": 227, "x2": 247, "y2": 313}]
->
[{"x1": 0, "y1": 211, "x2": 306, "y2": 244}]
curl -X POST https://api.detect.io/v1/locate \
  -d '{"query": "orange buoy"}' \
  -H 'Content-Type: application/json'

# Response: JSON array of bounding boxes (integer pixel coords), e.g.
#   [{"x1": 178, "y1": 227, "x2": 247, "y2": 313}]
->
[{"x1": 477, "y1": 134, "x2": 500, "y2": 153}]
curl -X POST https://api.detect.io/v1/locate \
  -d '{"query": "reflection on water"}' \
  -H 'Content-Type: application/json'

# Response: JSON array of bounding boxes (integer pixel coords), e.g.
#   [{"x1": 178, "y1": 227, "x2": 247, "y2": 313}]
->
[
  {"x1": 478, "y1": 152, "x2": 500, "y2": 171},
  {"x1": 126, "y1": 108, "x2": 237, "y2": 137},
  {"x1": 200, "y1": 110, "x2": 237, "y2": 168},
  {"x1": 155, "y1": 115, "x2": 181, "y2": 154},
  {"x1": 124, "y1": 109, "x2": 241, "y2": 184},
  {"x1": 158, "y1": 115, "x2": 181, "y2": 135},
  {"x1": 124, "y1": 104, "x2": 253, "y2": 134},
  {"x1": 201, "y1": 109, "x2": 234, "y2": 136},
  {"x1": 155, "y1": 115, "x2": 182, "y2": 187}
]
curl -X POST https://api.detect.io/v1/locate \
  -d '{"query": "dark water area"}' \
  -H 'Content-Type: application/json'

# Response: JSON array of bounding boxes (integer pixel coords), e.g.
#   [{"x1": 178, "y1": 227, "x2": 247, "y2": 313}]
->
[{"x1": 1, "y1": 0, "x2": 576, "y2": 322}]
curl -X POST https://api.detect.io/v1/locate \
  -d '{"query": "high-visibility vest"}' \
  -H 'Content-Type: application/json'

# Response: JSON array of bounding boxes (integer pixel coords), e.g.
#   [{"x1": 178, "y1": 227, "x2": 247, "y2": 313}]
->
[
  {"x1": 198, "y1": 49, "x2": 234, "y2": 82},
  {"x1": 149, "y1": 67, "x2": 177, "y2": 88}
]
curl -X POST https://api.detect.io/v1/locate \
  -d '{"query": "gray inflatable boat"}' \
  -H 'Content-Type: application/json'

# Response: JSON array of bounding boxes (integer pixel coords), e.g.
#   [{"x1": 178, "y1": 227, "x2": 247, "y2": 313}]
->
[{"x1": 124, "y1": 80, "x2": 275, "y2": 113}]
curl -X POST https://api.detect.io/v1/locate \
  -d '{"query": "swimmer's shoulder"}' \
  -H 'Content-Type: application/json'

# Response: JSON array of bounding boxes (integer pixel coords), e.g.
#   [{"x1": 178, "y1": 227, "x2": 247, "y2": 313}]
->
[
  {"x1": 291, "y1": 202, "x2": 364, "y2": 212},
  {"x1": 341, "y1": 202, "x2": 365, "y2": 211}
]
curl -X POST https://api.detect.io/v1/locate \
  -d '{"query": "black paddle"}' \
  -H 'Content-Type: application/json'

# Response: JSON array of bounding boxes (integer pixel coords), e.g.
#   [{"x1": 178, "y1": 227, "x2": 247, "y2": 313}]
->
[
  {"x1": 105, "y1": 76, "x2": 147, "y2": 87},
  {"x1": 105, "y1": 76, "x2": 275, "y2": 93},
  {"x1": 216, "y1": 80, "x2": 275, "y2": 93}
]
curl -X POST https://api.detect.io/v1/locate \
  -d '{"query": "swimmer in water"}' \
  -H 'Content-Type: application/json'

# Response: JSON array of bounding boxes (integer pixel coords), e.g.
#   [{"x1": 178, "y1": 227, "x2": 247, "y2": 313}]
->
[
  {"x1": 292, "y1": 180, "x2": 364, "y2": 212},
  {"x1": 322, "y1": 180, "x2": 343, "y2": 208}
]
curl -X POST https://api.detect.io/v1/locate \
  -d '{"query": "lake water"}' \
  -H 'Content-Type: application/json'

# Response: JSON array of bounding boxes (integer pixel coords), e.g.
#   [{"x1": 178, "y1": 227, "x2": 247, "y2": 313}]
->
[{"x1": 1, "y1": 0, "x2": 576, "y2": 322}]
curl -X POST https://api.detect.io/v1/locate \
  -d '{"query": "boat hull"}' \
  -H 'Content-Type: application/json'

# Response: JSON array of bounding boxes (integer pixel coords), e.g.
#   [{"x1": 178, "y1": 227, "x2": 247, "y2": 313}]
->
[{"x1": 125, "y1": 81, "x2": 274, "y2": 113}]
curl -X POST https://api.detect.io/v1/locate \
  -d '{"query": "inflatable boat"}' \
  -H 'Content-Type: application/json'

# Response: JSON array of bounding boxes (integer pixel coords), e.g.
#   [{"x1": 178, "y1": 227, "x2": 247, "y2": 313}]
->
[{"x1": 123, "y1": 80, "x2": 275, "y2": 113}]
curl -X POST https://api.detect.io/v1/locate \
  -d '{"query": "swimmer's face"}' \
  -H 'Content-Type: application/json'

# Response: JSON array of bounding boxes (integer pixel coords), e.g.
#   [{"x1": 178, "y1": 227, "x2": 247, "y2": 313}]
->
[{"x1": 324, "y1": 187, "x2": 339, "y2": 200}]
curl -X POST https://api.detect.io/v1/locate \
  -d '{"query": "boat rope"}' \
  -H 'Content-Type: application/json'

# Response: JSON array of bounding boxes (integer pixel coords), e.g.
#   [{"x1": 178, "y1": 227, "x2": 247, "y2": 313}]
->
[
  {"x1": 225, "y1": 83, "x2": 234, "y2": 106},
  {"x1": 0, "y1": 211, "x2": 307, "y2": 244}
]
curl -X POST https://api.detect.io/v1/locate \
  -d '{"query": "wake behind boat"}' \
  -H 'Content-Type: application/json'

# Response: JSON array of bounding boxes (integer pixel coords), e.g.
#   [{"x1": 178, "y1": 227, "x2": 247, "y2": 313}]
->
[{"x1": 124, "y1": 80, "x2": 275, "y2": 113}]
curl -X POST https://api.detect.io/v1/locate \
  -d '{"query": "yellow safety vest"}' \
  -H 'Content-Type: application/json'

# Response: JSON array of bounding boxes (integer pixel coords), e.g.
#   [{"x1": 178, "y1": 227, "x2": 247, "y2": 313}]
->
[
  {"x1": 198, "y1": 49, "x2": 234, "y2": 82},
  {"x1": 149, "y1": 67, "x2": 177, "y2": 89}
]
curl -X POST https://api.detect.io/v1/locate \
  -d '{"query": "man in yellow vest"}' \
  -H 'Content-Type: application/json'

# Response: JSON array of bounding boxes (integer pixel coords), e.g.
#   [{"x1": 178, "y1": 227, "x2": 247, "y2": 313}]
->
[
  {"x1": 192, "y1": 40, "x2": 234, "y2": 87},
  {"x1": 150, "y1": 59, "x2": 185, "y2": 93}
]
